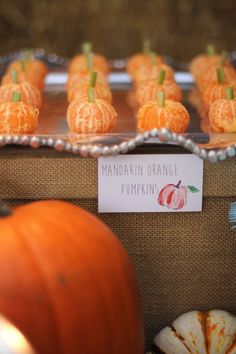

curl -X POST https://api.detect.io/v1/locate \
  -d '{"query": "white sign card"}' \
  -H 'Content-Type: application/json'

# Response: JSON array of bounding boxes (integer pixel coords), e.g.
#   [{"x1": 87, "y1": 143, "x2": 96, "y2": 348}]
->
[{"x1": 98, "y1": 154, "x2": 203, "y2": 213}]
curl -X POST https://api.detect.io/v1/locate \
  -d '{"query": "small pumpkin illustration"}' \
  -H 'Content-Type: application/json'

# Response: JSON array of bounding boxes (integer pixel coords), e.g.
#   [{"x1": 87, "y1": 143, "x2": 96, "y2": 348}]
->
[
  {"x1": 67, "y1": 87, "x2": 117, "y2": 133},
  {"x1": 0, "y1": 91, "x2": 39, "y2": 134},
  {"x1": 0, "y1": 70, "x2": 42, "y2": 109},
  {"x1": 158, "y1": 180, "x2": 187, "y2": 210},
  {"x1": 136, "y1": 69, "x2": 182, "y2": 106},
  {"x1": 153, "y1": 310, "x2": 236, "y2": 354},
  {"x1": 209, "y1": 86, "x2": 236, "y2": 132},
  {"x1": 201, "y1": 68, "x2": 236, "y2": 109},
  {"x1": 67, "y1": 71, "x2": 112, "y2": 103},
  {"x1": 137, "y1": 92, "x2": 189, "y2": 133}
]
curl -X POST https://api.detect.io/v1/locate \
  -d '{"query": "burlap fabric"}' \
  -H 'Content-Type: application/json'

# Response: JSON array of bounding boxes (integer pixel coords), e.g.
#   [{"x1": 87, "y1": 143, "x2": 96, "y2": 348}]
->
[{"x1": 1, "y1": 146, "x2": 236, "y2": 351}]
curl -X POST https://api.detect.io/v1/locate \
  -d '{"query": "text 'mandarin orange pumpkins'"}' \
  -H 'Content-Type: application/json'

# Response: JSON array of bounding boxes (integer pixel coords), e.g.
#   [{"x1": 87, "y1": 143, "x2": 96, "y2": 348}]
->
[{"x1": 0, "y1": 200, "x2": 144, "y2": 354}]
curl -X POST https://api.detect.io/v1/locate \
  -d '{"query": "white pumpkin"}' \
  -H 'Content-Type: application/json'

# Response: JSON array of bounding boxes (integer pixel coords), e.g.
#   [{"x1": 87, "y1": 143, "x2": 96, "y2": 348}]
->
[{"x1": 153, "y1": 310, "x2": 236, "y2": 354}]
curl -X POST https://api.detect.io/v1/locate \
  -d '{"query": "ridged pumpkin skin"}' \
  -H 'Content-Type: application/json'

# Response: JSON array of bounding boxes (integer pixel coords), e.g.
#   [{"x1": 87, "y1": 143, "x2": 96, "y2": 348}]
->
[
  {"x1": 154, "y1": 310, "x2": 236, "y2": 354},
  {"x1": 133, "y1": 64, "x2": 174, "y2": 85},
  {"x1": 7, "y1": 59, "x2": 48, "y2": 78},
  {"x1": 0, "y1": 82, "x2": 42, "y2": 109},
  {"x1": 190, "y1": 54, "x2": 221, "y2": 79},
  {"x1": 197, "y1": 65, "x2": 236, "y2": 89},
  {"x1": 127, "y1": 54, "x2": 163, "y2": 77},
  {"x1": 66, "y1": 71, "x2": 108, "y2": 92},
  {"x1": 201, "y1": 81, "x2": 236, "y2": 109},
  {"x1": 1, "y1": 71, "x2": 44, "y2": 92},
  {"x1": 67, "y1": 99, "x2": 117, "y2": 133},
  {"x1": 0, "y1": 101, "x2": 39, "y2": 134},
  {"x1": 137, "y1": 100, "x2": 189, "y2": 133},
  {"x1": 209, "y1": 97, "x2": 236, "y2": 132},
  {"x1": 0, "y1": 200, "x2": 144, "y2": 354},
  {"x1": 136, "y1": 80, "x2": 182, "y2": 106}
]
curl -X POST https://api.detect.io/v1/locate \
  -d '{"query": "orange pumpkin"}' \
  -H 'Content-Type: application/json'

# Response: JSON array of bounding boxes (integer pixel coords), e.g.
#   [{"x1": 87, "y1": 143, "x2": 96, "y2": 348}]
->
[
  {"x1": 69, "y1": 42, "x2": 110, "y2": 75},
  {"x1": 0, "y1": 91, "x2": 39, "y2": 134},
  {"x1": 209, "y1": 86, "x2": 236, "y2": 132},
  {"x1": 133, "y1": 54, "x2": 174, "y2": 85},
  {"x1": 7, "y1": 59, "x2": 48, "y2": 78},
  {"x1": 0, "y1": 70, "x2": 42, "y2": 109},
  {"x1": 201, "y1": 68, "x2": 236, "y2": 109},
  {"x1": 137, "y1": 91, "x2": 189, "y2": 133},
  {"x1": 67, "y1": 71, "x2": 112, "y2": 103},
  {"x1": 127, "y1": 41, "x2": 163, "y2": 77},
  {"x1": 67, "y1": 87, "x2": 117, "y2": 133},
  {"x1": 2, "y1": 67, "x2": 44, "y2": 92},
  {"x1": 0, "y1": 200, "x2": 144, "y2": 354},
  {"x1": 136, "y1": 70, "x2": 182, "y2": 105},
  {"x1": 190, "y1": 44, "x2": 221, "y2": 79}
]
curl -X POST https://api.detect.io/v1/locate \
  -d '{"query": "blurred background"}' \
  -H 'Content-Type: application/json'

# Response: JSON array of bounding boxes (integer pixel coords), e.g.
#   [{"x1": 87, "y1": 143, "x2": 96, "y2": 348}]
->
[{"x1": 0, "y1": 0, "x2": 235, "y2": 61}]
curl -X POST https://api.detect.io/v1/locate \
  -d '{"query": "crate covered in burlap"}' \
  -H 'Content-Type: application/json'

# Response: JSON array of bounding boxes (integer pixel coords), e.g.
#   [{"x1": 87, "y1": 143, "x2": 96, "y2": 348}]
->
[{"x1": 1, "y1": 146, "x2": 236, "y2": 350}]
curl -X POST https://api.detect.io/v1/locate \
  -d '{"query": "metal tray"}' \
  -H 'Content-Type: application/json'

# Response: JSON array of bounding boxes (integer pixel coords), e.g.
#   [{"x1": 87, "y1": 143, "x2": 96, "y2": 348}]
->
[{"x1": 0, "y1": 48, "x2": 236, "y2": 163}]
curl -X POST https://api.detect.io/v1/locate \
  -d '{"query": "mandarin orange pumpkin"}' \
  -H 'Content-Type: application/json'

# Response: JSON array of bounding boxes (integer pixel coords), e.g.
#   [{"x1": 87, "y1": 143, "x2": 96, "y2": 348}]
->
[
  {"x1": 201, "y1": 68, "x2": 236, "y2": 109},
  {"x1": 0, "y1": 70, "x2": 42, "y2": 109},
  {"x1": 67, "y1": 87, "x2": 117, "y2": 133},
  {"x1": 0, "y1": 91, "x2": 39, "y2": 134},
  {"x1": 67, "y1": 71, "x2": 112, "y2": 103},
  {"x1": 0, "y1": 200, "x2": 144, "y2": 354},
  {"x1": 2, "y1": 65, "x2": 44, "y2": 92},
  {"x1": 190, "y1": 44, "x2": 221, "y2": 79},
  {"x1": 69, "y1": 42, "x2": 110, "y2": 75},
  {"x1": 136, "y1": 69, "x2": 182, "y2": 105},
  {"x1": 127, "y1": 40, "x2": 163, "y2": 77},
  {"x1": 7, "y1": 58, "x2": 48, "y2": 78},
  {"x1": 137, "y1": 91, "x2": 189, "y2": 133},
  {"x1": 209, "y1": 86, "x2": 236, "y2": 132},
  {"x1": 133, "y1": 54, "x2": 174, "y2": 85}
]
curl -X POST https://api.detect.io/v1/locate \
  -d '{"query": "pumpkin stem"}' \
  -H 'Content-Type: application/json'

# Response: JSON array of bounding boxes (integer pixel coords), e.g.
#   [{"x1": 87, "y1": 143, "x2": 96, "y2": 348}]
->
[
  {"x1": 157, "y1": 70, "x2": 166, "y2": 85},
  {"x1": 22, "y1": 49, "x2": 33, "y2": 61},
  {"x1": 149, "y1": 52, "x2": 157, "y2": 66},
  {"x1": 11, "y1": 70, "x2": 18, "y2": 84},
  {"x1": 157, "y1": 91, "x2": 165, "y2": 108},
  {"x1": 216, "y1": 68, "x2": 225, "y2": 84},
  {"x1": 82, "y1": 42, "x2": 92, "y2": 55},
  {"x1": 20, "y1": 60, "x2": 26, "y2": 72},
  {"x1": 176, "y1": 180, "x2": 181, "y2": 188},
  {"x1": 89, "y1": 71, "x2": 97, "y2": 88},
  {"x1": 86, "y1": 52, "x2": 93, "y2": 70},
  {"x1": 0, "y1": 202, "x2": 12, "y2": 218},
  {"x1": 88, "y1": 87, "x2": 95, "y2": 103},
  {"x1": 206, "y1": 44, "x2": 215, "y2": 56},
  {"x1": 220, "y1": 51, "x2": 228, "y2": 66},
  {"x1": 226, "y1": 87, "x2": 234, "y2": 100},
  {"x1": 12, "y1": 91, "x2": 22, "y2": 102},
  {"x1": 142, "y1": 39, "x2": 151, "y2": 55}
]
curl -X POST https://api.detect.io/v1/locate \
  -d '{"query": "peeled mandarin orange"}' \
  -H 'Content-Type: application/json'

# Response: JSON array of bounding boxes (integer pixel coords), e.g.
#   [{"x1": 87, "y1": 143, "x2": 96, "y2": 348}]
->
[
  {"x1": 67, "y1": 71, "x2": 112, "y2": 103},
  {"x1": 209, "y1": 87, "x2": 236, "y2": 132},
  {"x1": 133, "y1": 61, "x2": 174, "y2": 85},
  {"x1": 2, "y1": 68, "x2": 44, "y2": 91},
  {"x1": 0, "y1": 92, "x2": 39, "y2": 134},
  {"x1": 7, "y1": 59, "x2": 48, "y2": 78},
  {"x1": 137, "y1": 92, "x2": 189, "y2": 133},
  {"x1": 201, "y1": 68, "x2": 236, "y2": 109},
  {"x1": 136, "y1": 70, "x2": 182, "y2": 105},
  {"x1": 190, "y1": 45, "x2": 221, "y2": 79},
  {"x1": 67, "y1": 87, "x2": 117, "y2": 133},
  {"x1": 0, "y1": 70, "x2": 42, "y2": 109}
]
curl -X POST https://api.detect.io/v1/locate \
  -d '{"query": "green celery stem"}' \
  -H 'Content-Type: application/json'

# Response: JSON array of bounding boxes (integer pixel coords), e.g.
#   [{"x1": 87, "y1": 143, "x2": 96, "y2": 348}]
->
[
  {"x1": 88, "y1": 87, "x2": 95, "y2": 103},
  {"x1": 206, "y1": 44, "x2": 215, "y2": 56},
  {"x1": 220, "y1": 51, "x2": 228, "y2": 66},
  {"x1": 11, "y1": 70, "x2": 18, "y2": 84},
  {"x1": 21, "y1": 61, "x2": 26, "y2": 72},
  {"x1": 89, "y1": 71, "x2": 97, "y2": 88},
  {"x1": 157, "y1": 70, "x2": 166, "y2": 85},
  {"x1": 157, "y1": 91, "x2": 165, "y2": 108},
  {"x1": 150, "y1": 52, "x2": 157, "y2": 66},
  {"x1": 217, "y1": 68, "x2": 225, "y2": 84},
  {"x1": 12, "y1": 91, "x2": 22, "y2": 102},
  {"x1": 226, "y1": 87, "x2": 234, "y2": 100},
  {"x1": 82, "y1": 42, "x2": 92, "y2": 55},
  {"x1": 142, "y1": 39, "x2": 151, "y2": 55},
  {"x1": 87, "y1": 52, "x2": 93, "y2": 70}
]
